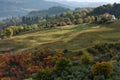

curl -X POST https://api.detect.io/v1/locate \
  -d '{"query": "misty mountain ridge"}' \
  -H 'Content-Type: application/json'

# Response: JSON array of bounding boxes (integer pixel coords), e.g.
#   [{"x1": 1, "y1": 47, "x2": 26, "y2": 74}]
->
[
  {"x1": 0, "y1": 0, "x2": 67, "y2": 19},
  {"x1": 0, "y1": 0, "x2": 108, "y2": 19},
  {"x1": 28, "y1": 6, "x2": 71, "y2": 17},
  {"x1": 46, "y1": 0, "x2": 108, "y2": 8}
]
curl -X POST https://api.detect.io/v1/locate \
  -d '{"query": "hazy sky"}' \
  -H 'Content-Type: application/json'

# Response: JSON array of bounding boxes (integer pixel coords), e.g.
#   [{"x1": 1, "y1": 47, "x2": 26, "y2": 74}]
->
[
  {"x1": 68, "y1": 0, "x2": 120, "y2": 3},
  {"x1": 51, "y1": 0, "x2": 120, "y2": 3}
]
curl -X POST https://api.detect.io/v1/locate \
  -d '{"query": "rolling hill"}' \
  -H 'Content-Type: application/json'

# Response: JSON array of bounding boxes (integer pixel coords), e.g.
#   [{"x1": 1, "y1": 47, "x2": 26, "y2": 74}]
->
[
  {"x1": 0, "y1": 20, "x2": 120, "y2": 53},
  {"x1": 0, "y1": 0, "x2": 68, "y2": 19}
]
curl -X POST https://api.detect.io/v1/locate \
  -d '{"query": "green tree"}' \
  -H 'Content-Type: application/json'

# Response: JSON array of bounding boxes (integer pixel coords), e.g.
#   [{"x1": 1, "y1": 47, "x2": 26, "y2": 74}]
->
[
  {"x1": 35, "y1": 68, "x2": 53, "y2": 80},
  {"x1": 55, "y1": 58, "x2": 71, "y2": 75},
  {"x1": 4, "y1": 28, "x2": 14, "y2": 38},
  {"x1": 60, "y1": 22, "x2": 67, "y2": 26},
  {"x1": 74, "y1": 13, "x2": 81, "y2": 19}
]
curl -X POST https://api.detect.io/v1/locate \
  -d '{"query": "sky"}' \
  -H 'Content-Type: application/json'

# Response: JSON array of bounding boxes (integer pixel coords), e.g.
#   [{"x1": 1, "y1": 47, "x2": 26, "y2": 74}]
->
[{"x1": 49, "y1": 0, "x2": 120, "y2": 3}]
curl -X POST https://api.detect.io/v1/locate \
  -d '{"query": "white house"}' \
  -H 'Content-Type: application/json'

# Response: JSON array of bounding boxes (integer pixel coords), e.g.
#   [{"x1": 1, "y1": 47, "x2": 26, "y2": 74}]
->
[{"x1": 111, "y1": 15, "x2": 116, "y2": 20}]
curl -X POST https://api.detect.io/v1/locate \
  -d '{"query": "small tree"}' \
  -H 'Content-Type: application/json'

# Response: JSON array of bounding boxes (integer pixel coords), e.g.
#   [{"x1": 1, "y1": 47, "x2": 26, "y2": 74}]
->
[
  {"x1": 5, "y1": 28, "x2": 14, "y2": 38},
  {"x1": 75, "y1": 18, "x2": 83, "y2": 24},
  {"x1": 91, "y1": 62, "x2": 113, "y2": 78},
  {"x1": 60, "y1": 22, "x2": 67, "y2": 26},
  {"x1": 74, "y1": 13, "x2": 81, "y2": 19}
]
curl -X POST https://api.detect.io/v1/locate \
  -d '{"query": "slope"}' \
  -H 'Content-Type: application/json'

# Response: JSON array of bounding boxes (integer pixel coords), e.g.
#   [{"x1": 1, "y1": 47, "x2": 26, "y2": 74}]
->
[{"x1": 0, "y1": 20, "x2": 120, "y2": 53}]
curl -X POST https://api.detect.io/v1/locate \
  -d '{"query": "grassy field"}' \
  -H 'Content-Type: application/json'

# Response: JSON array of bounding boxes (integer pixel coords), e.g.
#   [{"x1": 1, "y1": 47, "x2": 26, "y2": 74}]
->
[{"x1": 0, "y1": 21, "x2": 120, "y2": 53}]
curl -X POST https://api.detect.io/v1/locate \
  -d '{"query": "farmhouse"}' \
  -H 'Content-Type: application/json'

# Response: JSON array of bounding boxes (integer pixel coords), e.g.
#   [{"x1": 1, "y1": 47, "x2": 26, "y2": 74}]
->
[{"x1": 97, "y1": 13, "x2": 116, "y2": 22}]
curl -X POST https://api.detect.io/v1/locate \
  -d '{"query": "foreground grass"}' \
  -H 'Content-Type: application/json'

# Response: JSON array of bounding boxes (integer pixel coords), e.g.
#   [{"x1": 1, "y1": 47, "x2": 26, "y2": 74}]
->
[{"x1": 0, "y1": 22, "x2": 120, "y2": 53}]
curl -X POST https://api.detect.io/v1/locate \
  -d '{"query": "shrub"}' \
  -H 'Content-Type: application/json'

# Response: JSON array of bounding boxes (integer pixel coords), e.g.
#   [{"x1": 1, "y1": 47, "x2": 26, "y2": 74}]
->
[
  {"x1": 60, "y1": 22, "x2": 67, "y2": 26},
  {"x1": 72, "y1": 61, "x2": 80, "y2": 66},
  {"x1": 35, "y1": 68, "x2": 53, "y2": 80},
  {"x1": 76, "y1": 51, "x2": 83, "y2": 56},
  {"x1": 112, "y1": 53, "x2": 120, "y2": 61},
  {"x1": 94, "y1": 75, "x2": 105, "y2": 80},
  {"x1": 91, "y1": 62, "x2": 113, "y2": 78},
  {"x1": 80, "y1": 53, "x2": 93, "y2": 65},
  {"x1": 63, "y1": 49, "x2": 68, "y2": 53},
  {"x1": 55, "y1": 58, "x2": 71, "y2": 75}
]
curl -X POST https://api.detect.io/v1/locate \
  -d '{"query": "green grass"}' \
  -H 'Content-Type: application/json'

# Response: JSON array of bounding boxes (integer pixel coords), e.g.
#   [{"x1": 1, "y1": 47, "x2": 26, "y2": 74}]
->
[
  {"x1": 24, "y1": 78, "x2": 32, "y2": 80},
  {"x1": 0, "y1": 21, "x2": 120, "y2": 53}
]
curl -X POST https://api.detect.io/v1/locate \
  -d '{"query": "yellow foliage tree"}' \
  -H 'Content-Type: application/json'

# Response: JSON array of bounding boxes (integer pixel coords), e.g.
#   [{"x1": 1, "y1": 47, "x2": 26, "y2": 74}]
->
[{"x1": 91, "y1": 62, "x2": 113, "y2": 77}]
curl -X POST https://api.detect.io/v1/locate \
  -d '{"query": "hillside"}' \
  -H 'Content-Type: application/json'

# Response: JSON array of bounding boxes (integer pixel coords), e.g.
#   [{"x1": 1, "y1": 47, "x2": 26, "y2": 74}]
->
[
  {"x1": 0, "y1": 20, "x2": 120, "y2": 53},
  {"x1": 0, "y1": 2, "x2": 120, "y2": 80},
  {"x1": 0, "y1": 20, "x2": 120, "y2": 80},
  {"x1": 1, "y1": 3, "x2": 120, "y2": 52}
]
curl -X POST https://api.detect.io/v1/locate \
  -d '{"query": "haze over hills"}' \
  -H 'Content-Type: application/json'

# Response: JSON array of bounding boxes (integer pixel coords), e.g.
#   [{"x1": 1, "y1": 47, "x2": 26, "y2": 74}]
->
[
  {"x1": 47, "y1": 0, "x2": 108, "y2": 8},
  {"x1": 0, "y1": 0, "x2": 67, "y2": 19},
  {"x1": 28, "y1": 6, "x2": 71, "y2": 17},
  {"x1": 0, "y1": 0, "x2": 108, "y2": 19}
]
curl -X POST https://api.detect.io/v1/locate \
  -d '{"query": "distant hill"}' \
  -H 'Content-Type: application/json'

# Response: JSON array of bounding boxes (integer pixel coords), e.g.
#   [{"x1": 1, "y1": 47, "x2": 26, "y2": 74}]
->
[
  {"x1": 28, "y1": 6, "x2": 71, "y2": 17},
  {"x1": 47, "y1": 0, "x2": 108, "y2": 8},
  {"x1": 62, "y1": 2, "x2": 107, "y2": 8},
  {"x1": 0, "y1": 0, "x2": 68, "y2": 19},
  {"x1": 0, "y1": 0, "x2": 109, "y2": 19}
]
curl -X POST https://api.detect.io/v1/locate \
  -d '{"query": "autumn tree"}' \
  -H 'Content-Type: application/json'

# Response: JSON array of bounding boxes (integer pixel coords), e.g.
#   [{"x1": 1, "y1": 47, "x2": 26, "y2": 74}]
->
[
  {"x1": 75, "y1": 18, "x2": 84, "y2": 24},
  {"x1": 91, "y1": 62, "x2": 113, "y2": 78}
]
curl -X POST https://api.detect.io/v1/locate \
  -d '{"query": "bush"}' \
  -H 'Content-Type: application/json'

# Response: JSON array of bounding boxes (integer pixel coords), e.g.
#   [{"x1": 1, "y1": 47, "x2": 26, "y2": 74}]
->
[
  {"x1": 112, "y1": 52, "x2": 120, "y2": 61},
  {"x1": 91, "y1": 62, "x2": 113, "y2": 78},
  {"x1": 94, "y1": 75, "x2": 105, "y2": 80},
  {"x1": 80, "y1": 53, "x2": 93, "y2": 65},
  {"x1": 72, "y1": 61, "x2": 80, "y2": 66},
  {"x1": 35, "y1": 68, "x2": 53, "y2": 80},
  {"x1": 60, "y1": 22, "x2": 67, "y2": 26},
  {"x1": 76, "y1": 51, "x2": 83, "y2": 56},
  {"x1": 55, "y1": 58, "x2": 71, "y2": 75},
  {"x1": 67, "y1": 21, "x2": 73, "y2": 25},
  {"x1": 63, "y1": 49, "x2": 68, "y2": 53}
]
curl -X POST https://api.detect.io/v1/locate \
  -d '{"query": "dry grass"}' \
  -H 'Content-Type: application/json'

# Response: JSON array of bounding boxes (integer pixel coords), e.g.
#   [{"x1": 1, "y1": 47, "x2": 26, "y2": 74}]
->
[{"x1": 0, "y1": 23, "x2": 119, "y2": 53}]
